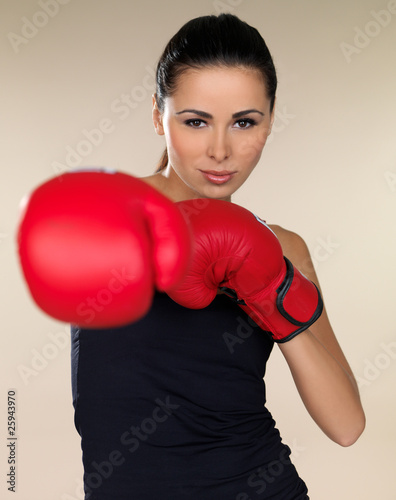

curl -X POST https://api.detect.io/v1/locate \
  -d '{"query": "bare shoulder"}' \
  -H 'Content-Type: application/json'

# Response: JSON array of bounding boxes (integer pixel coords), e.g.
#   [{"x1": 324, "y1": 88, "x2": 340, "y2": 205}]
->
[
  {"x1": 268, "y1": 224, "x2": 311, "y2": 264},
  {"x1": 267, "y1": 224, "x2": 318, "y2": 283}
]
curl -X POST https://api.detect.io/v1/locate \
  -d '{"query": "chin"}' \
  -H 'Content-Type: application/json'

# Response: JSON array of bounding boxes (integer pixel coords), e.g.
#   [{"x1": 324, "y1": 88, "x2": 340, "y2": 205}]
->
[{"x1": 204, "y1": 188, "x2": 234, "y2": 201}]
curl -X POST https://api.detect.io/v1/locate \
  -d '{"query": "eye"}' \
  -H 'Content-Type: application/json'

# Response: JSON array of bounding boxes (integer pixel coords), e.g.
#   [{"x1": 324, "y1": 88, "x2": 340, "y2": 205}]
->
[
  {"x1": 185, "y1": 119, "x2": 206, "y2": 128},
  {"x1": 234, "y1": 118, "x2": 256, "y2": 129}
]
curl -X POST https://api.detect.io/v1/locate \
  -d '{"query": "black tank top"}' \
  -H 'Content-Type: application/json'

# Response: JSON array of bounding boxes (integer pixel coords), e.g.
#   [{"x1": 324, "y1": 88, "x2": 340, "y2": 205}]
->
[{"x1": 71, "y1": 292, "x2": 309, "y2": 499}]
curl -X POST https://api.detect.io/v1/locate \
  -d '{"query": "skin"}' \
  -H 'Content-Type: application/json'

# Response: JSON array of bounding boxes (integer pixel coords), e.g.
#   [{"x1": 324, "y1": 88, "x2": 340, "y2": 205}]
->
[{"x1": 143, "y1": 65, "x2": 366, "y2": 447}]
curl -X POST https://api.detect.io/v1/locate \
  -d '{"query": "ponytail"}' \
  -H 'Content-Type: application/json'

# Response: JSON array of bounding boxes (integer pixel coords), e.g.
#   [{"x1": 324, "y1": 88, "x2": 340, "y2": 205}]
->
[{"x1": 155, "y1": 148, "x2": 168, "y2": 173}]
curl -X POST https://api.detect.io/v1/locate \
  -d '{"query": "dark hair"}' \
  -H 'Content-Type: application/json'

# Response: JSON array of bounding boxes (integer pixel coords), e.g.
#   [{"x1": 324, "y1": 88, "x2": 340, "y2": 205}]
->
[{"x1": 154, "y1": 13, "x2": 277, "y2": 172}]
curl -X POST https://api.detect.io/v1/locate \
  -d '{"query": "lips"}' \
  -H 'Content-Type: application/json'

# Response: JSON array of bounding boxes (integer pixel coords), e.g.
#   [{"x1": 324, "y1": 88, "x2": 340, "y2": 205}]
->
[{"x1": 200, "y1": 170, "x2": 236, "y2": 185}]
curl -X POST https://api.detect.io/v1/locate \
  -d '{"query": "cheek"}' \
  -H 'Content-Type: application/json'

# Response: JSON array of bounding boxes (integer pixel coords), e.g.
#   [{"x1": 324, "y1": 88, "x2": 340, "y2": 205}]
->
[
  {"x1": 166, "y1": 128, "x2": 204, "y2": 163},
  {"x1": 236, "y1": 130, "x2": 269, "y2": 165}
]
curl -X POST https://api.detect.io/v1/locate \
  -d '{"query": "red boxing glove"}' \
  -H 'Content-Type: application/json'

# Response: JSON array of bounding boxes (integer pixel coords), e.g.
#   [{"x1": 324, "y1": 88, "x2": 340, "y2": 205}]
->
[
  {"x1": 17, "y1": 169, "x2": 192, "y2": 328},
  {"x1": 168, "y1": 199, "x2": 323, "y2": 343}
]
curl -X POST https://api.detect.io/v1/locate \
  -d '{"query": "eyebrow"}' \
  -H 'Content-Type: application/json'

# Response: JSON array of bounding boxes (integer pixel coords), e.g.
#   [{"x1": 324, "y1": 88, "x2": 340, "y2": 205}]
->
[{"x1": 175, "y1": 109, "x2": 265, "y2": 119}]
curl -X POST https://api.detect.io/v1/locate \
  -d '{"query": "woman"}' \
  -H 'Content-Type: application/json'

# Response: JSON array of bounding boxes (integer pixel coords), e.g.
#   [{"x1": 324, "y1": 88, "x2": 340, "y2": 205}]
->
[{"x1": 71, "y1": 13, "x2": 365, "y2": 499}]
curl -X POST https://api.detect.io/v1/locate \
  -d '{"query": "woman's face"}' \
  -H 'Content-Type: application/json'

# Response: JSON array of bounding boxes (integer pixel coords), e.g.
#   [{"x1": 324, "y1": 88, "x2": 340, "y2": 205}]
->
[{"x1": 153, "y1": 66, "x2": 275, "y2": 201}]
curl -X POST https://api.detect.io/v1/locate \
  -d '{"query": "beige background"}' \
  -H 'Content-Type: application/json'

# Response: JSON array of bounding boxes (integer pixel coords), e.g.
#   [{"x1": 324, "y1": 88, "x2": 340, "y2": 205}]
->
[{"x1": 1, "y1": 0, "x2": 396, "y2": 498}]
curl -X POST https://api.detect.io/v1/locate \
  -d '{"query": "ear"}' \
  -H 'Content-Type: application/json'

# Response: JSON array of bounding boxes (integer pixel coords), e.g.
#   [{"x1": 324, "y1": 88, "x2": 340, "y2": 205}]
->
[{"x1": 152, "y1": 94, "x2": 164, "y2": 136}]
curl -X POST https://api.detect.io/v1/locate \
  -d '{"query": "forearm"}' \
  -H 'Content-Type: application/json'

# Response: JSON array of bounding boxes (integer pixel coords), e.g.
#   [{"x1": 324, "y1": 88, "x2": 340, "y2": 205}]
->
[{"x1": 278, "y1": 329, "x2": 366, "y2": 447}]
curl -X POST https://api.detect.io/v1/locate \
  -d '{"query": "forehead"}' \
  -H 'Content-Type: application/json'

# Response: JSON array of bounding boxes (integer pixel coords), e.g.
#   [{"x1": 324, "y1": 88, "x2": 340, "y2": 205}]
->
[{"x1": 169, "y1": 66, "x2": 269, "y2": 110}]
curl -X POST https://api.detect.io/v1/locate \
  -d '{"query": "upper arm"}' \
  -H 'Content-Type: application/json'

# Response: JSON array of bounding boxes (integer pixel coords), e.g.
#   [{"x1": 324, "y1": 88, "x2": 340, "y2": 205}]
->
[{"x1": 268, "y1": 224, "x2": 356, "y2": 381}]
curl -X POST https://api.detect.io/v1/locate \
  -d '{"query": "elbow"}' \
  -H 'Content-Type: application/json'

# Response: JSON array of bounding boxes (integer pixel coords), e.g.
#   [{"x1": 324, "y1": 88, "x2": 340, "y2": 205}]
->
[{"x1": 333, "y1": 411, "x2": 366, "y2": 447}]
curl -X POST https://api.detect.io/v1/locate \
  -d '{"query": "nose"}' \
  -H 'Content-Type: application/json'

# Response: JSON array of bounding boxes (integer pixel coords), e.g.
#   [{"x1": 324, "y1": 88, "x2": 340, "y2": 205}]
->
[{"x1": 207, "y1": 129, "x2": 231, "y2": 162}]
